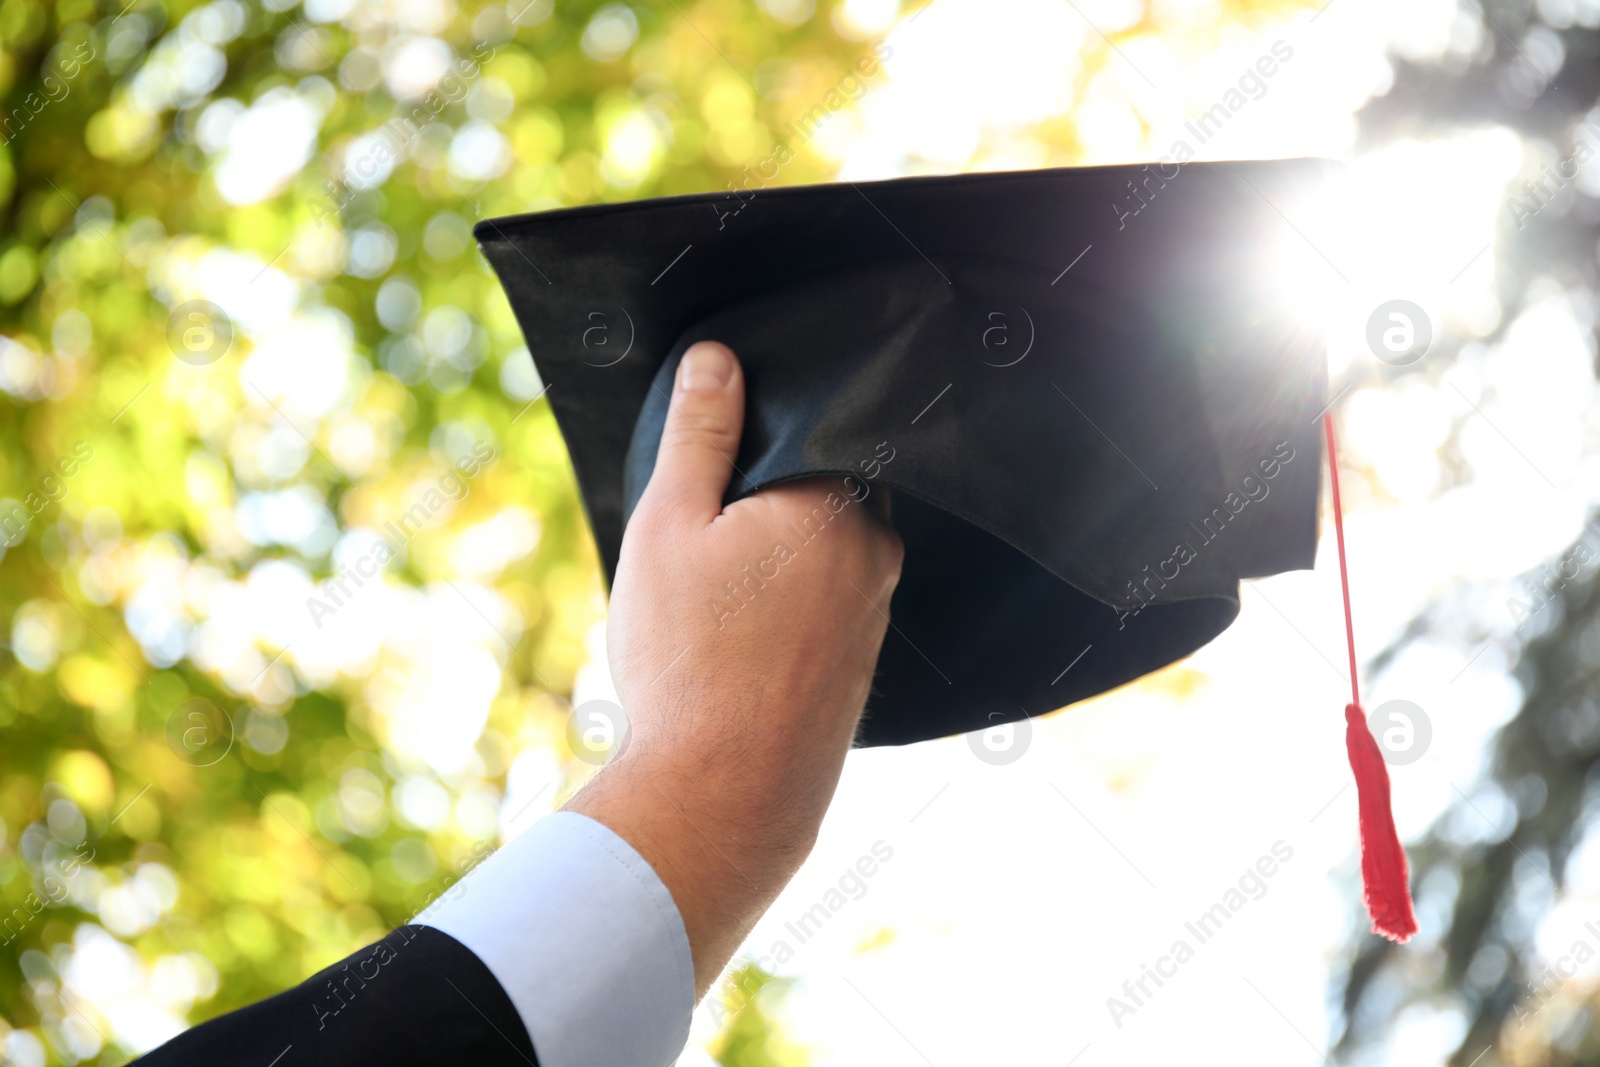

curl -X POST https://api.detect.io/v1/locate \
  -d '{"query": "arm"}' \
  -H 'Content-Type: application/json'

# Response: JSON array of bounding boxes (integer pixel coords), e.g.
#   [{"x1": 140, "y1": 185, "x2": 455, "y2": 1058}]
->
[
  {"x1": 568, "y1": 339, "x2": 904, "y2": 996},
  {"x1": 133, "y1": 341, "x2": 902, "y2": 1066}
]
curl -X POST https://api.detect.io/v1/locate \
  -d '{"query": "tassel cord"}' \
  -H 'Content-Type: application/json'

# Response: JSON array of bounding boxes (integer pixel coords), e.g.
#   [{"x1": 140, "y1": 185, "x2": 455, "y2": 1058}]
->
[{"x1": 1323, "y1": 412, "x2": 1418, "y2": 943}]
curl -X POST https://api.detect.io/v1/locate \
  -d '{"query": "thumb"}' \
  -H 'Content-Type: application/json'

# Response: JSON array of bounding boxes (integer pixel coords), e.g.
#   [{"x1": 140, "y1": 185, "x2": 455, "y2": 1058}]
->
[{"x1": 644, "y1": 340, "x2": 746, "y2": 521}]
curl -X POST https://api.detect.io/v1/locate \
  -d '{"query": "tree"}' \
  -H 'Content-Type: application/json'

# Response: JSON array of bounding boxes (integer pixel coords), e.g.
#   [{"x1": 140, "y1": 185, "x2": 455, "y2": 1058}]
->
[
  {"x1": 0, "y1": 1, "x2": 870, "y2": 1061},
  {"x1": 1334, "y1": 4, "x2": 1600, "y2": 1064}
]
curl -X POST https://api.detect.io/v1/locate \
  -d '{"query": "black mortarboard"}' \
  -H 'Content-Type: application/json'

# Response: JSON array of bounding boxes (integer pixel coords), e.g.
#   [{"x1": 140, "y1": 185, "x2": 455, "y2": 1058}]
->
[{"x1": 475, "y1": 160, "x2": 1332, "y2": 748}]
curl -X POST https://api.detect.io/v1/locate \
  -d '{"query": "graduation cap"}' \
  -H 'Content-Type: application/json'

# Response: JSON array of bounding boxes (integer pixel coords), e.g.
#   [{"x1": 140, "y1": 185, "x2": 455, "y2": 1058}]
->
[{"x1": 475, "y1": 159, "x2": 1416, "y2": 940}]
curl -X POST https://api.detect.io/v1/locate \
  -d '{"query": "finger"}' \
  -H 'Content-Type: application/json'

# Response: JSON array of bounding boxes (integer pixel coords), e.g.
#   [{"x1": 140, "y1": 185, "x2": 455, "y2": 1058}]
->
[
  {"x1": 644, "y1": 340, "x2": 746, "y2": 522},
  {"x1": 862, "y1": 483, "x2": 892, "y2": 527},
  {"x1": 761, "y1": 477, "x2": 905, "y2": 594}
]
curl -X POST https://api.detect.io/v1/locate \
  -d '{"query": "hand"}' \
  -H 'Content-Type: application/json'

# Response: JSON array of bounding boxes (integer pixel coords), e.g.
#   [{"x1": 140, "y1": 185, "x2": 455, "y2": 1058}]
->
[{"x1": 564, "y1": 340, "x2": 904, "y2": 997}]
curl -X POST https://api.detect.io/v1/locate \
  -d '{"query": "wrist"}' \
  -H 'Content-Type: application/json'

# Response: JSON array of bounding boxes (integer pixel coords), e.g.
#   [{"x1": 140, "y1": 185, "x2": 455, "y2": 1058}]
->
[{"x1": 564, "y1": 749, "x2": 815, "y2": 998}]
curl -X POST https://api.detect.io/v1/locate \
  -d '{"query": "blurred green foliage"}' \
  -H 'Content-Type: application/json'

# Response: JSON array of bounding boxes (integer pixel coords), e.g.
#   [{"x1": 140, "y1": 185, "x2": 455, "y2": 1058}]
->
[
  {"x1": 0, "y1": 0, "x2": 877, "y2": 1061},
  {"x1": 709, "y1": 963, "x2": 808, "y2": 1067}
]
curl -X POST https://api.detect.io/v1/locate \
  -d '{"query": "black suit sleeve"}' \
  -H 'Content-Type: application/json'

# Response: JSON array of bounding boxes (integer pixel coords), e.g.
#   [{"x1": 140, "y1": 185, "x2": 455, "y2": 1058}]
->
[{"x1": 133, "y1": 926, "x2": 540, "y2": 1067}]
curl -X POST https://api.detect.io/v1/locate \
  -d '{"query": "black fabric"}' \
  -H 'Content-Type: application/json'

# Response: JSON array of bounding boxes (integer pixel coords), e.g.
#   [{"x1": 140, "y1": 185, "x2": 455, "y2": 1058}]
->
[
  {"x1": 134, "y1": 925, "x2": 538, "y2": 1066},
  {"x1": 476, "y1": 160, "x2": 1332, "y2": 746}
]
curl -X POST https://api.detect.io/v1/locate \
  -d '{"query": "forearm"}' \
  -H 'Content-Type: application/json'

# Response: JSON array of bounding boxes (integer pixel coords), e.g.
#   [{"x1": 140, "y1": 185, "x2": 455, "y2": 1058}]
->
[{"x1": 564, "y1": 738, "x2": 839, "y2": 1000}]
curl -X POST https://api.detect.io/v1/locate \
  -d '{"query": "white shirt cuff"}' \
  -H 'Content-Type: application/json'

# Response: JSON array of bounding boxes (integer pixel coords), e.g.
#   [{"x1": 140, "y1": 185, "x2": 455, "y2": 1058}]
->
[{"x1": 414, "y1": 811, "x2": 695, "y2": 1067}]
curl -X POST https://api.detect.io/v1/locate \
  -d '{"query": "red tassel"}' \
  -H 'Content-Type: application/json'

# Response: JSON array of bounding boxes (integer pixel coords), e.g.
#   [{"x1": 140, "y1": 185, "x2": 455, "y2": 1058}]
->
[
  {"x1": 1324, "y1": 413, "x2": 1417, "y2": 943},
  {"x1": 1344, "y1": 702, "x2": 1418, "y2": 941}
]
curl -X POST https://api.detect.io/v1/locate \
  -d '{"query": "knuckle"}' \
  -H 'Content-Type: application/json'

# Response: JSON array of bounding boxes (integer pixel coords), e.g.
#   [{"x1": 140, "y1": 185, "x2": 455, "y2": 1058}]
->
[
  {"x1": 877, "y1": 538, "x2": 905, "y2": 592},
  {"x1": 772, "y1": 492, "x2": 827, "y2": 526},
  {"x1": 632, "y1": 486, "x2": 692, "y2": 533},
  {"x1": 882, "y1": 529, "x2": 906, "y2": 571},
  {"x1": 642, "y1": 488, "x2": 700, "y2": 528},
  {"x1": 670, "y1": 406, "x2": 736, "y2": 443}
]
